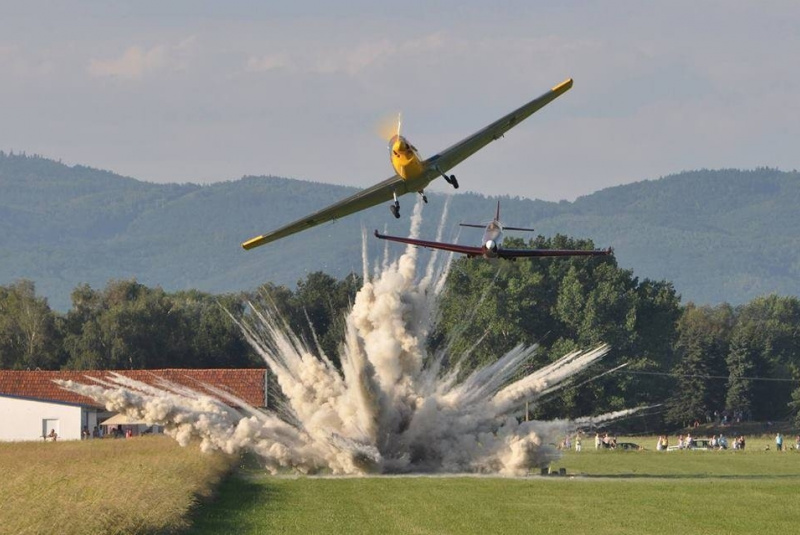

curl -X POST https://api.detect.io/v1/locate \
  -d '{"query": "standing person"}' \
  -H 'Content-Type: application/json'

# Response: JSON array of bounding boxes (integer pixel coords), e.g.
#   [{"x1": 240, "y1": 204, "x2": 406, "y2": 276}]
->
[
  {"x1": 595, "y1": 432, "x2": 601, "y2": 450},
  {"x1": 776, "y1": 433, "x2": 783, "y2": 452},
  {"x1": 575, "y1": 434, "x2": 582, "y2": 452}
]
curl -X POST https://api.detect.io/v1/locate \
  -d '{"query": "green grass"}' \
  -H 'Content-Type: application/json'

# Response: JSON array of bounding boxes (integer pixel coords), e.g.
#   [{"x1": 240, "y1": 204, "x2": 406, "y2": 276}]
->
[
  {"x1": 192, "y1": 437, "x2": 800, "y2": 535},
  {"x1": 5, "y1": 433, "x2": 797, "y2": 534},
  {"x1": 0, "y1": 436, "x2": 235, "y2": 535}
]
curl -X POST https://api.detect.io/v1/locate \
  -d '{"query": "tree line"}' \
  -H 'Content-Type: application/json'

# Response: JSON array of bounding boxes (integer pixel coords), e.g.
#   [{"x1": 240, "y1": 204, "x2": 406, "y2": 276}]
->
[
  {"x1": 0, "y1": 273, "x2": 359, "y2": 371},
  {"x1": 1, "y1": 235, "x2": 799, "y2": 429}
]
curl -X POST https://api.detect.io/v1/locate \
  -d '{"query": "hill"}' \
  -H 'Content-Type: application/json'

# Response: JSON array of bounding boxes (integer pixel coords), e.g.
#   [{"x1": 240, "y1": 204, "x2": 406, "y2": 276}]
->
[{"x1": 1, "y1": 152, "x2": 798, "y2": 309}]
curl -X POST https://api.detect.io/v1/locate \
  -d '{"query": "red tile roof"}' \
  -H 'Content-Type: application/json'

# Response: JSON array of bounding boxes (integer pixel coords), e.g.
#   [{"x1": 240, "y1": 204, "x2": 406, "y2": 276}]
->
[{"x1": 0, "y1": 369, "x2": 267, "y2": 408}]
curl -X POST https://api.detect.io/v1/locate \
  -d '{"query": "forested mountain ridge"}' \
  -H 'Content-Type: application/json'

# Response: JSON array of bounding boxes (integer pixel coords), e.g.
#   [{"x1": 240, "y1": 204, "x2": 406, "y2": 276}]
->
[{"x1": 1, "y1": 151, "x2": 798, "y2": 310}]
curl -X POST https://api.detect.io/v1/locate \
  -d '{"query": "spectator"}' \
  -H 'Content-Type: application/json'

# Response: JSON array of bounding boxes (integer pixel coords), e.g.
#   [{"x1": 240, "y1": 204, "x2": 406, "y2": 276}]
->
[
  {"x1": 595, "y1": 433, "x2": 601, "y2": 450},
  {"x1": 575, "y1": 434, "x2": 582, "y2": 452},
  {"x1": 47, "y1": 429, "x2": 57, "y2": 442},
  {"x1": 795, "y1": 435, "x2": 800, "y2": 451},
  {"x1": 776, "y1": 432, "x2": 783, "y2": 452}
]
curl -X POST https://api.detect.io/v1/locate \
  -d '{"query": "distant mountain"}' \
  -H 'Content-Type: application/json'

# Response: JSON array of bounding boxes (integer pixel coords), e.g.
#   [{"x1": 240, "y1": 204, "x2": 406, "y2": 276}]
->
[{"x1": 1, "y1": 152, "x2": 798, "y2": 310}]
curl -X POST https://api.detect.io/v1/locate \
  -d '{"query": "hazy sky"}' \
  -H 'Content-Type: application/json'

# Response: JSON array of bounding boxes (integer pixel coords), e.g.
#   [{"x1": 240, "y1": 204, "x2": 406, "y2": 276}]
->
[{"x1": 2, "y1": 1, "x2": 798, "y2": 201}]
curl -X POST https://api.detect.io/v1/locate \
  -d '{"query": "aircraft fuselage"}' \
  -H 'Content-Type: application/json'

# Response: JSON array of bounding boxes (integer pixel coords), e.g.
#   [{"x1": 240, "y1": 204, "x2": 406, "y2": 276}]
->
[
  {"x1": 390, "y1": 135, "x2": 426, "y2": 181},
  {"x1": 481, "y1": 221, "x2": 503, "y2": 258}
]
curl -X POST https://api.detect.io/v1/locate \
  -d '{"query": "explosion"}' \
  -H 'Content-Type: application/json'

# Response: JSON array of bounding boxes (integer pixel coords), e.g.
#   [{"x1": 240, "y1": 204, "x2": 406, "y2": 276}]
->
[{"x1": 58, "y1": 199, "x2": 618, "y2": 475}]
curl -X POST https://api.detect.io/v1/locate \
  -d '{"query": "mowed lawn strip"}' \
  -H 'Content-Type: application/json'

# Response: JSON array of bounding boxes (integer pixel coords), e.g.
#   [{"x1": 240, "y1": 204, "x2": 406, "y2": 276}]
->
[
  {"x1": 0, "y1": 436, "x2": 234, "y2": 535},
  {"x1": 192, "y1": 437, "x2": 800, "y2": 535},
  {"x1": 193, "y1": 475, "x2": 800, "y2": 535}
]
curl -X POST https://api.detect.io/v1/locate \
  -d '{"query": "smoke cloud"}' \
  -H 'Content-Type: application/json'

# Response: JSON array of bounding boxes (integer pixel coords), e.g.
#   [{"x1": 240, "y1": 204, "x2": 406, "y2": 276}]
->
[{"x1": 58, "y1": 199, "x2": 619, "y2": 475}]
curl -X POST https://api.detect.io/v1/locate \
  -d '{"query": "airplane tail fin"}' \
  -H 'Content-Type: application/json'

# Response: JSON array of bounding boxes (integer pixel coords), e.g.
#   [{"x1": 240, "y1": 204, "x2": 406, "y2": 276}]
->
[{"x1": 495, "y1": 201, "x2": 535, "y2": 231}]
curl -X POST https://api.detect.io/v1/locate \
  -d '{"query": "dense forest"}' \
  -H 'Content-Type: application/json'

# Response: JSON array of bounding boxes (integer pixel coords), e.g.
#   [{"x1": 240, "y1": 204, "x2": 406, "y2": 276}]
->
[
  {"x1": 3, "y1": 152, "x2": 800, "y2": 309},
  {"x1": 2, "y1": 235, "x2": 799, "y2": 430}
]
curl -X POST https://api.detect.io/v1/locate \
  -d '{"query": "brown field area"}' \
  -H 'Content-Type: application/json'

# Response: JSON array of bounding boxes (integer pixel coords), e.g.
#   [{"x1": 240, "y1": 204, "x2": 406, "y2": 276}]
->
[{"x1": 0, "y1": 436, "x2": 235, "y2": 535}]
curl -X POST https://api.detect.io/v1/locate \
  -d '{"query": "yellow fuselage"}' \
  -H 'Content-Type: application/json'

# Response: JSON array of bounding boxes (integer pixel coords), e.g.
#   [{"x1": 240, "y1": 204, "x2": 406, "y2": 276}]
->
[{"x1": 390, "y1": 136, "x2": 425, "y2": 180}]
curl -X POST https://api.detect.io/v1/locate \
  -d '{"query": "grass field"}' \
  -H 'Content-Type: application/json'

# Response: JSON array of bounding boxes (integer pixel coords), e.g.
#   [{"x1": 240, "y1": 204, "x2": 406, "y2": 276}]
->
[
  {"x1": 0, "y1": 436, "x2": 234, "y2": 535},
  {"x1": 4, "y1": 433, "x2": 800, "y2": 534},
  {"x1": 192, "y1": 435, "x2": 800, "y2": 535}
]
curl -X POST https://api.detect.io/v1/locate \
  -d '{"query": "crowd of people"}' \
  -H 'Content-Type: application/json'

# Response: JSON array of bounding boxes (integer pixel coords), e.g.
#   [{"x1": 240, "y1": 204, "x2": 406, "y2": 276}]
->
[
  {"x1": 654, "y1": 433, "x2": 745, "y2": 450},
  {"x1": 560, "y1": 431, "x2": 800, "y2": 452}
]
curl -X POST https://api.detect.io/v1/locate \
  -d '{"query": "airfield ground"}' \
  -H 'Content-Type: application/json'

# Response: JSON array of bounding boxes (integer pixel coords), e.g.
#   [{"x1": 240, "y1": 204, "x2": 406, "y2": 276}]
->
[
  {"x1": 2, "y1": 434, "x2": 800, "y2": 534},
  {"x1": 193, "y1": 434, "x2": 800, "y2": 535}
]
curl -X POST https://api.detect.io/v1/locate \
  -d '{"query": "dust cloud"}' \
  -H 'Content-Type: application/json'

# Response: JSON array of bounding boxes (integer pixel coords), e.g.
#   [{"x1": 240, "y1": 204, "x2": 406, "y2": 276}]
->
[{"x1": 58, "y1": 199, "x2": 620, "y2": 475}]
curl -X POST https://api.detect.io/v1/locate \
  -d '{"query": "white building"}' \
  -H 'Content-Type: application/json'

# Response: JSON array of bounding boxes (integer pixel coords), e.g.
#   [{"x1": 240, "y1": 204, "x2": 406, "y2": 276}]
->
[
  {"x1": 0, "y1": 394, "x2": 101, "y2": 441},
  {"x1": 0, "y1": 369, "x2": 268, "y2": 442}
]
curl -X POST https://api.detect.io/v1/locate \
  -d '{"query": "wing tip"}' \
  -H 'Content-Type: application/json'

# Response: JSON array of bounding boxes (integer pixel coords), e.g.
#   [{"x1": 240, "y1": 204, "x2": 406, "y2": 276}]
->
[
  {"x1": 241, "y1": 235, "x2": 267, "y2": 250},
  {"x1": 551, "y1": 78, "x2": 574, "y2": 93}
]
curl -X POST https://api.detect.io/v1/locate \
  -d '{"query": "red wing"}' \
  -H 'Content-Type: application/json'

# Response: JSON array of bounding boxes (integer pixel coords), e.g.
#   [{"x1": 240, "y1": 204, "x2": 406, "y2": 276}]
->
[
  {"x1": 374, "y1": 230, "x2": 484, "y2": 256},
  {"x1": 498, "y1": 248, "x2": 613, "y2": 259}
]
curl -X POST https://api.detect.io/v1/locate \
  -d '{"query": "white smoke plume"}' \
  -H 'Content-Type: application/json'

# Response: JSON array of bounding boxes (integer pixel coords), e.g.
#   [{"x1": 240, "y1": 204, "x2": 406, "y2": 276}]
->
[{"x1": 58, "y1": 199, "x2": 621, "y2": 475}]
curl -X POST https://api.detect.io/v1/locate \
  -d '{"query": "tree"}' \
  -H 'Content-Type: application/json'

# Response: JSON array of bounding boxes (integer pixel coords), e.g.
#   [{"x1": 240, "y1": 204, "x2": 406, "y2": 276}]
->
[
  {"x1": 727, "y1": 295, "x2": 800, "y2": 420},
  {"x1": 725, "y1": 326, "x2": 760, "y2": 418},
  {"x1": 0, "y1": 280, "x2": 62, "y2": 369},
  {"x1": 666, "y1": 303, "x2": 733, "y2": 426}
]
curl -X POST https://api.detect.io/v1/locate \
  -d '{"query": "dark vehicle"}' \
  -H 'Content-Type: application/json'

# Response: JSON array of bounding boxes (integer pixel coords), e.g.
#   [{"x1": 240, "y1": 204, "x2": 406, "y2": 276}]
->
[{"x1": 691, "y1": 438, "x2": 713, "y2": 450}]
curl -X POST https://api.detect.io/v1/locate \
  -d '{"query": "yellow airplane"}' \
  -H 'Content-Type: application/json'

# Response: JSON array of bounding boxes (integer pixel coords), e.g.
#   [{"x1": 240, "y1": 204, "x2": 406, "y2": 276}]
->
[{"x1": 242, "y1": 78, "x2": 574, "y2": 250}]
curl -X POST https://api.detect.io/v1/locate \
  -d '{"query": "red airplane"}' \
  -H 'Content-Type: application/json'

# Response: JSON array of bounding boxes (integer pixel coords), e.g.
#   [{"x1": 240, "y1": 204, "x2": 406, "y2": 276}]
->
[{"x1": 374, "y1": 202, "x2": 613, "y2": 260}]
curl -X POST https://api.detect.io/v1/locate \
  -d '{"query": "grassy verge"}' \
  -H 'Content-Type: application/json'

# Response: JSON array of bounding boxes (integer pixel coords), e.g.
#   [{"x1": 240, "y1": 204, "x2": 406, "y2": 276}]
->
[
  {"x1": 0, "y1": 436, "x2": 235, "y2": 535},
  {"x1": 191, "y1": 435, "x2": 800, "y2": 535}
]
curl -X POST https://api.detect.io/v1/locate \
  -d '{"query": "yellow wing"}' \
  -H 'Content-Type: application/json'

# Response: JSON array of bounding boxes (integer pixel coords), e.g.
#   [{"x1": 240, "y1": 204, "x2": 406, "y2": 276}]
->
[
  {"x1": 242, "y1": 175, "x2": 406, "y2": 250},
  {"x1": 424, "y1": 78, "x2": 573, "y2": 173}
]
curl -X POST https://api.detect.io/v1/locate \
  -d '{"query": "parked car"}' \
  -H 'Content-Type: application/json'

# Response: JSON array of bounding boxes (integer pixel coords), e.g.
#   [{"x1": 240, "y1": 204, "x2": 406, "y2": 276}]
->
[
  {"x1": 667, "y1": 438, "x2": 712, "y2": 451},
  {"x1": 690, "y1": 438, "x2": 712, "y2": 450}
]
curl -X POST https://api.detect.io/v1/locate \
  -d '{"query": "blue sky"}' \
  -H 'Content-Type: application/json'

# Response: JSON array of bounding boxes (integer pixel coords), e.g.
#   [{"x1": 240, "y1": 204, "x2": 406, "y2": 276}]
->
[{"x1": 1, "y1": 1, "x2": 798, "y2": 200}]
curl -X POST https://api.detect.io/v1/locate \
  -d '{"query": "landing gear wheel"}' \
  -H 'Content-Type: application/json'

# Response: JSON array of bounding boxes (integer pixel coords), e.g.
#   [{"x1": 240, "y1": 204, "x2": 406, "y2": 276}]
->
[
  {"x1": 390, "y1": 203, "x2": 400, "y2": 219},
  {"x1": 450, "y1": 175, "x2": 459, "y2": 189}
]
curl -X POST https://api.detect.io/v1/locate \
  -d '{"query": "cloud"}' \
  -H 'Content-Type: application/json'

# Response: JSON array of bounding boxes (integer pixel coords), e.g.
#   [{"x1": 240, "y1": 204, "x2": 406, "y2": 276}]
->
[
  {"x1": 0, "y1": 44, "x2": 57, "y2": 78},
  {"x1": 87, "y1": 38, "x2": 197, "y2": 80},
  {"x1": 88, "y1": 45, "x2": 167, "y2": 80},
  {"x1": 245, "y1": 53, "x2": 289, "y2": 72},
  {"x1": 243, "y1": 32, "x2": 448, "y2": 77}
]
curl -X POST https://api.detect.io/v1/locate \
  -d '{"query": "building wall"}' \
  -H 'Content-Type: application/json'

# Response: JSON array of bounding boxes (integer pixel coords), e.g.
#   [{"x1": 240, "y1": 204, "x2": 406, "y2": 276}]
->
[{"x1": 0, "y1": 396, "x2": 84, "y2": 441}]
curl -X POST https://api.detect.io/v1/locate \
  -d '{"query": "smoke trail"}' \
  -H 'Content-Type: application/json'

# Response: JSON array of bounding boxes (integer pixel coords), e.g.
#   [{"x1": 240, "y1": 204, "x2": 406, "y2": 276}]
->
[{"x1": 58, "y1": 203, "x2": 617, "y2": 475}]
